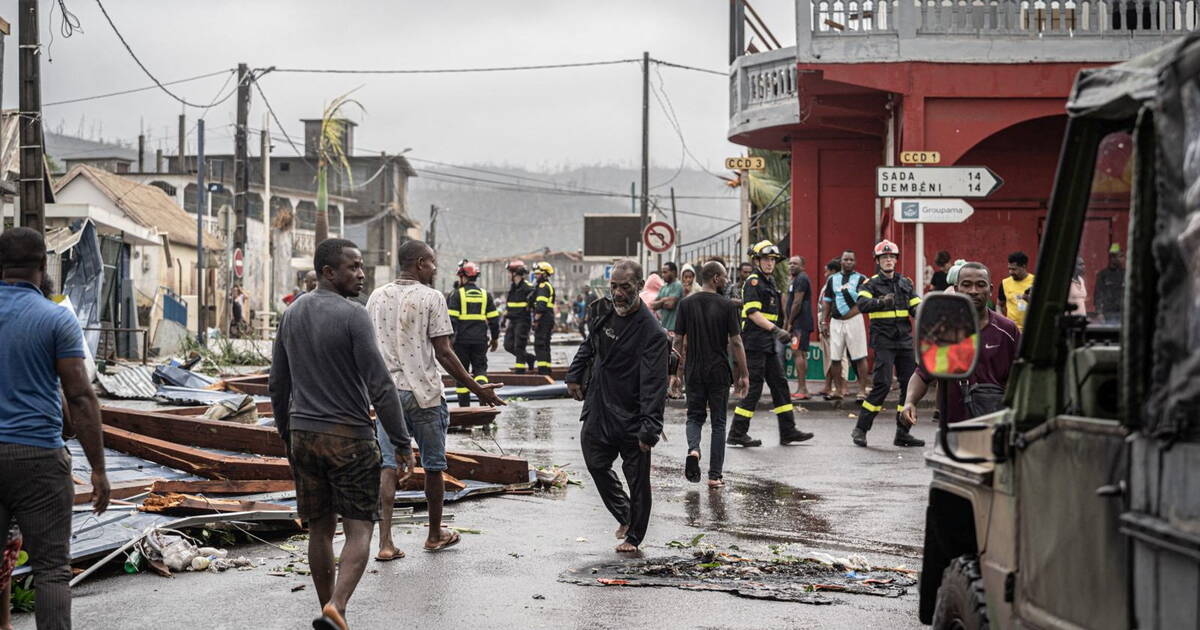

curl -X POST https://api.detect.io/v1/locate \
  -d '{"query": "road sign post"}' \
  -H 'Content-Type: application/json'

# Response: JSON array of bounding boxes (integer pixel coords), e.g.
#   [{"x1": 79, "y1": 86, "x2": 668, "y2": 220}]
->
[{"x1": 876, "y1": 166, "x2": 1002, "y2": 198}]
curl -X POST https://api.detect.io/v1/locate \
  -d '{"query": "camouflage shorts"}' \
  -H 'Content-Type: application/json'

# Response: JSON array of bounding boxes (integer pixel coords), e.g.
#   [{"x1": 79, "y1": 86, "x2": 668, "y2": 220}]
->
[{"x1": 289, "y1": 430, "x2": 382, "y2": 523}]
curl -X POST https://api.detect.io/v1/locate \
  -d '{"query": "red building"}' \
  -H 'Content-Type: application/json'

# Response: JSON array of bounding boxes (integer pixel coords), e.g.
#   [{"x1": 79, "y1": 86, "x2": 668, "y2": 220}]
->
[{"x1": 728, "y1": 0, "x2": 1173, "y2": 297}]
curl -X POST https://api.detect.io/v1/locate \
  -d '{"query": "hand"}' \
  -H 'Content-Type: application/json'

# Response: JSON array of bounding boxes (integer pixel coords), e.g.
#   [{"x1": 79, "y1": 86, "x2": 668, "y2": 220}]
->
[
  {"x1": 668, "y1": 375, "x2": 683, "y2": 398},
  {"x1": 820, "y1": 326, "x2": 830, "y2": 339},
  {"x1": 567, "y1": 382, "x2": 585, "y2": 401},
  {"x1": 773, "y1": 327, "x2": 792, "y2": 343},
  {"x1": 639, "y1": 440, "x2": 653, "y2": 453},
  {"x1": 881, "y1": 293, "x2": 896, "y2": 306},
  {"x1": 398, "y1": 450, "x2": 417, "y2": 485},
  {"x1": 489, "y1": 338, "x2": 499, "y2": 352},
  {"x1": 901, "y1": 403, "x2": 918, "y2": 427},
  {"x1": 733, "y1": 375, "x2": 749, "y2": 398},
  {"x1": 90, "y1": 469, "x2": 111, "y2": 515},
  {"x1": 473, "y1": 383, "x2": 507, "y2": 407}
]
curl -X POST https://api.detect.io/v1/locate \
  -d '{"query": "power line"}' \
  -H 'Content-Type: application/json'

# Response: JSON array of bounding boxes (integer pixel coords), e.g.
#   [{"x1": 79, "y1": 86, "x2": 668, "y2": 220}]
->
[
  {"x1": 270, "y1": 58, "x2": 641, "y2": 75},
  {"x1": 94, "y1": 0, "x2": 233, "y2": 109},
  {"x1": 651, "y1": 58, "x2": 726, "y2": 76},
  {"x1": 44, "y1": 69, "x2": 233, "y2": 107},
  {"x1": 251, "y1": 78, "x2": 314, "y2": 171}
]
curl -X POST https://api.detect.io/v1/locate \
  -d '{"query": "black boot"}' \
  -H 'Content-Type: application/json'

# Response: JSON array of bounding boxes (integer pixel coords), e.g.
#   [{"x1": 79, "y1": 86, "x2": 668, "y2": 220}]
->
[
  {"x1": 851, "y1": 427, "x2": 867, "y2": 447},
  {"x1": 727, "y1": 418, "x2": 762, "y2": 448},
  {"x1": 893, "y1": 419, "x2": 925, "y2": 447},
  {"x1": 779, "y1": 421, "x2": 814, "y2": 445}
]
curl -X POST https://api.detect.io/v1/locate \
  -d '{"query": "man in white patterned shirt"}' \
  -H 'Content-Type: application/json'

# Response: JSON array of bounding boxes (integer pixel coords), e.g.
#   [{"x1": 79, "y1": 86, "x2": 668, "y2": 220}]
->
[{"x1": 367, "y1": 240, "x2": 504, "y2": 557}]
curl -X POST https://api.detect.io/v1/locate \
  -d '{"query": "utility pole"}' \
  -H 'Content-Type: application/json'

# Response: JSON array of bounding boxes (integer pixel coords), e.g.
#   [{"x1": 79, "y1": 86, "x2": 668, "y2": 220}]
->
[
  {"x1": 196, "y1": 119, "x2": 207, "y2": 345},
  {"x1": 639, "y1": 51, "x2": 650, "y2": 269},
  {"x1": 670, "y1": 187, "x2": 679, "y2": 264},
  {"x1": 177, "y1": 114, "x2": 186, "y2": 173},
  {"x1": 427, "y1": 204, "x2": 439, "y2": 250},
  {"x1": 739, "y1": 167, "x2": 751, "y2": 263},
  {"x1": 232, "y1": 63, "x2": 250, "y2": 282},
  {"x1": 18, "y1": 0, "x2": 44, "y2": 231},
  {"x1": 262, "y1": 112, "x2": 272, "y2": 316},
  {"x1": 137, "y1": 133, "x2": 145, "y2": 172}
]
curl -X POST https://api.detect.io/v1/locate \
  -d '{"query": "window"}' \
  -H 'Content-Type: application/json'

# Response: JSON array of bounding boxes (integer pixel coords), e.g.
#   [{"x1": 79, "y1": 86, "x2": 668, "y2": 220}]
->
[
  {"x1": 1074, "y1": 130, "x2": 1132, "y2": 328},
  {"x1": 148, "y1": 180, "x2": 177, "y2": 197},
  {"x1": 279, "y1": 162, "x2": 290, "y2": 173}
]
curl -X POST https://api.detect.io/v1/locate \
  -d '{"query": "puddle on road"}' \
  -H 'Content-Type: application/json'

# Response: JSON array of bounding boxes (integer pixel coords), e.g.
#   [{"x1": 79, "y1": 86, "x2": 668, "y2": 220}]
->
[{"x1": 674, "y1": 476, "x2": 832, "y2": 541}]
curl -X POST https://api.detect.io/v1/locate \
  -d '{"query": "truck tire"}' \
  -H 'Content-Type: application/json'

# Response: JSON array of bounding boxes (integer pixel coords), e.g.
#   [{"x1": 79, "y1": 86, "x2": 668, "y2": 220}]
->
[{"x1": 931, "y1": 555, "x2": 989, "y2": 630}]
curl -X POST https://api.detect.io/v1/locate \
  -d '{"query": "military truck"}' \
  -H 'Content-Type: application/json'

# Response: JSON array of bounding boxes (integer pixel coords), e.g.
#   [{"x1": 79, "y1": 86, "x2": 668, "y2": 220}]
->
[{"x1": 916, "y1": 34, "x2": 1200, "y2": 629}]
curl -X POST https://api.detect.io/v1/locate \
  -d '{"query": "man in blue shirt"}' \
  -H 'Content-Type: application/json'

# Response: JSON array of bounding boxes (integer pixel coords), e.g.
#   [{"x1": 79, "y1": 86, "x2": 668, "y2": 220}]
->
[
  {"x1": 0, "y1": 227, "x2": 109, "y2": 630},
  {"x1": 819, "y1": 249, "x2": 871, "y2": 401}
]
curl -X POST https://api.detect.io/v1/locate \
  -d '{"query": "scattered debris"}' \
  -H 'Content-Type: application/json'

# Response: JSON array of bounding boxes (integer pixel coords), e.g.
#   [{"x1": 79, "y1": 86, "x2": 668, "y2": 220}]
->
[
  {"x1": 532, "y1": 594, "x2": 546, "y2": 600},
  {"x1": 560, "y1": 549, "x2": 918, "y2": 605}
]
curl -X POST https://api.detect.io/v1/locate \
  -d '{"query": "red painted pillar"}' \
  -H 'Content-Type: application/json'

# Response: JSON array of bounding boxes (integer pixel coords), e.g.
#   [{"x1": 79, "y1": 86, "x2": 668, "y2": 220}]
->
[
  {"x1": 895, "y1": 94, "x2": 925, "y2": 280},
  {"x1": 790, "y1": 141, "x2": 821, "y2": 277}
]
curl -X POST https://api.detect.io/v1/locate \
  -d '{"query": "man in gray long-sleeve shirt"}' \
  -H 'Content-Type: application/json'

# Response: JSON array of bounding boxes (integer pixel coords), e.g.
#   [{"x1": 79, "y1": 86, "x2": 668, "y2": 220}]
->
[{"x1": 269, "y1": 238, "x2": 414, "y2": 630}]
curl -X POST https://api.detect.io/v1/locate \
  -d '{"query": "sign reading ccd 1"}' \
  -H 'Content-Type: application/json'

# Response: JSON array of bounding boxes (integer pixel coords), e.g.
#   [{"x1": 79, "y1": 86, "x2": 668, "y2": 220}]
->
[
  {"x1": 899, "y1": 151, "x2": 940, "y2": 164},
  {"x1": 725, "y1": 156, "x2": 766, "y2": 171}
]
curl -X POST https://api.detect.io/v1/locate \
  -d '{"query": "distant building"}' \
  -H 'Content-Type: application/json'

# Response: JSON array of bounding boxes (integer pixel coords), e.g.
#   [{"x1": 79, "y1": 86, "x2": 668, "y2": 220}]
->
[{"x1": 475, "y1": 248, "x2": 608, "y2": 301}]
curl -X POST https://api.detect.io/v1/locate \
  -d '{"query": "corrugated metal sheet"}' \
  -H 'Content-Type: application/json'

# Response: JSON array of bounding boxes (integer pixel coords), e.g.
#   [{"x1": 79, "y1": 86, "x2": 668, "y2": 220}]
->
[{"x1": 96, "y1": 365, "x2": 157, "y2": 400}]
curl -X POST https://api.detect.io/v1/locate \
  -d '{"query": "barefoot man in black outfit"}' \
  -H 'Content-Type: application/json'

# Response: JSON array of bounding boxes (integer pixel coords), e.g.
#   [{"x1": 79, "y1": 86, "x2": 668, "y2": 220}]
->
[{"x1": 566, "y1": 260, "x2": 669, "y2": 552}]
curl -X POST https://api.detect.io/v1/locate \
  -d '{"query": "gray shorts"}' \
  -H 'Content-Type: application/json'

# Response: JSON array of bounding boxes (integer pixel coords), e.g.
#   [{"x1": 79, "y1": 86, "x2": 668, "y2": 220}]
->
[{"x1": 379, "y1": 390, "x2": 449, "y2": 472}]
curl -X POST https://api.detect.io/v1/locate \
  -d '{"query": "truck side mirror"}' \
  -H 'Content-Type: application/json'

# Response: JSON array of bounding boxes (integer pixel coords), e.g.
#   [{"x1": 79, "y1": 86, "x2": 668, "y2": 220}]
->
[{"x1": 915, "y1": 293, "x2": 980, "y2": 380}]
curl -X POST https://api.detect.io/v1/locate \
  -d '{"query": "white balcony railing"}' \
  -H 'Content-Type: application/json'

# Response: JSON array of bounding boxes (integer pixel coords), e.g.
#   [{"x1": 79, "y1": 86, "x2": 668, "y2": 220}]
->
[
  {"x1": 811, "y1": 0, "x2": 1200, "y2": 35},
  {"x1": 731, "y1": 47, "x2": 799, "y2": 118}
]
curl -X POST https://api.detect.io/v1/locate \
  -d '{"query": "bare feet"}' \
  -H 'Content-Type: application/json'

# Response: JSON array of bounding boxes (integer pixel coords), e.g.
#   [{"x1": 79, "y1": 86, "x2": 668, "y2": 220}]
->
[
  {"x1": 318, "y1": 604, "x2": 349, "y2": 630},
  {"x1": 374, "y1": 545, "x2": 405, "y2": 562},
  {"x1": 707, "y1": 479, "x2": 725, "y2": 489},
  {"x1": 615, "y1": 524, "x2": 629, "y2": 540},
  {"x1": 615, "y1": 541, "x2": 638, "y2": 553}
]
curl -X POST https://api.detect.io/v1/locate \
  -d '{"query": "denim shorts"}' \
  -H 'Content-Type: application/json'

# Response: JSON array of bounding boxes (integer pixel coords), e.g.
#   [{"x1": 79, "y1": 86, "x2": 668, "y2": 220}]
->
[{"x1": 378, "y1": 390, "x2": 449, "y2": 472}]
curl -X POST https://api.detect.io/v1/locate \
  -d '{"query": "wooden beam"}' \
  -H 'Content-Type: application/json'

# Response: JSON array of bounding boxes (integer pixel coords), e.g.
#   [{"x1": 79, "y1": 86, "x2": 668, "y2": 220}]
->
[
  {"x1": 101, "y1": 406, "x2": 286, "y2": 457},
  {"x1": 74, "y1": 478, "x2": 160, "y2": 505},
  {"x1": 417, "y1": 448, "x2": 529, "y2": 485},
  {"x1": 150, "y1": 479, "x2": 295, "y2": 495},
  {"x1": 101, "y1": 426, "x2": 292, "y2": 480},
  {"x1": 139, "y1": 492, "x2": 292, "y2": 516},
  {"x1": 399, "y1": 468, "x2": 466, "y2": 492}
]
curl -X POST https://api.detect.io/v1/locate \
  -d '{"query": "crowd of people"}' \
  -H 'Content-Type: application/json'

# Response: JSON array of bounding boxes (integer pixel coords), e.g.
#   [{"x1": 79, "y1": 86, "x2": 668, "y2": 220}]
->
[{"x1": 1, "y1": 220, "x2": 1124, "y2": 629}]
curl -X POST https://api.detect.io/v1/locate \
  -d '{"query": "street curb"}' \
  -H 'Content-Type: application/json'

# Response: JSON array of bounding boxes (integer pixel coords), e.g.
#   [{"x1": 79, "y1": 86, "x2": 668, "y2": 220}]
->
[{"x1": 666, "y1": 397, "x2": 936, "y2": 412}]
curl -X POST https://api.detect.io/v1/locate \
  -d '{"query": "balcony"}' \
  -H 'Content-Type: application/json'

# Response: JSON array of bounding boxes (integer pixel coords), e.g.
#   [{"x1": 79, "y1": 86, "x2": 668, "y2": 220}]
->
[
  {"x1": 729, "y1": 46, "x2": 801, "y2": 147},
  {"x1": 799, "y1": 0, "x2": 1195, "y2": 61}
]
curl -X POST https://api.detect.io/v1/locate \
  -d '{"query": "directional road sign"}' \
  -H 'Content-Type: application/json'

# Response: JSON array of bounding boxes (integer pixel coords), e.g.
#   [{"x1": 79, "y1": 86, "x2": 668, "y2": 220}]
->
[
  {"x1": 642, "y1": 221, "x2": 676, "y2": 253},
  {"x1": 876, "y1": 166, "x2": 1002, "y2": 198},
  {"x1": 893, "y1": 199, "x2": 975, "y2": 223}
]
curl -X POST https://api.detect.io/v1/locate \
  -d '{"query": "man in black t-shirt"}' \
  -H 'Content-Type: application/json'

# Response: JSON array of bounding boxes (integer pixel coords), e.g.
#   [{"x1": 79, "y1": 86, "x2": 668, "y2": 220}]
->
[{"x1": 672, "y1": 261, "x2": 749, "y2": 487}]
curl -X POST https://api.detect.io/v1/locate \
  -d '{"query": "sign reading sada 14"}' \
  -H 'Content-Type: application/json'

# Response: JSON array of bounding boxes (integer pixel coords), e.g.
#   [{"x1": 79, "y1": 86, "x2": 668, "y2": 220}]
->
[
  {"x1": 893, "y1": 199, "x2": 975, "y2": 223},
  {"x1": 876, "y1": 166, "x2": 1002, "y2": 198}
]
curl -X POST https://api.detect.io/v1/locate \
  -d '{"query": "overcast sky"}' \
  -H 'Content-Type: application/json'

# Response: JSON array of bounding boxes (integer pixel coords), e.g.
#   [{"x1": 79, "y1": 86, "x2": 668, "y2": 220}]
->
[{"x1": 4, "y1": 0, "x2": 794, "y2": 172}]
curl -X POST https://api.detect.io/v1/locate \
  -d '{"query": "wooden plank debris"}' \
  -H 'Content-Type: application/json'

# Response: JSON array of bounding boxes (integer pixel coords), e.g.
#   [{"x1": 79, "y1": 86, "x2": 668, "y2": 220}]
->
[
  {"x1": 150, "y1": 479, "x2": 295, "y2": 494},
  {"x1": 101, "y1": 426, "x2": 292, "y2": 480},
  {"x1": 101, "y1": 406, "x2": 286, "y2": 457},
  {"x1": 73, "y1": 478, "x2": 160, "y2": 505},
  {"x1": 139, "y1": 492, "x2": 292, "y2": 515},
  {"x1": 399, "y1": 468, "x2": 467, "y2": 492},
  {"x1": 417, "y1": 448, "x2": 529, "y2": 485}
]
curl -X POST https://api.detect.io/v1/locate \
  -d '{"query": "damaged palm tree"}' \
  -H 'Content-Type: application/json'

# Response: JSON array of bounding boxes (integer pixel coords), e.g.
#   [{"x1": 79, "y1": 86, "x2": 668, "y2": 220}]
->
[
  {"x1": 747, "y1": 148, "x2": 791, "y2": 285},
  {"x1": 314, "y1": 91, "x2": 364, "y2": 243}
]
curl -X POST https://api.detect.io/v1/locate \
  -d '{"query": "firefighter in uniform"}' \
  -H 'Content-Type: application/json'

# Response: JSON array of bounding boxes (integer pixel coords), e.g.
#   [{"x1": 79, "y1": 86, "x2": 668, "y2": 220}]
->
[
  {"x1": 446, "y1": 261, "x2": 501, "y2": 407},
  {"x1": 503, "y1": 260, "x2": 536, "y2": 373},
  {"x1": 531, "y1": 262, "x2": 556, "y2": 375},
  {"x1": 729, "y1": 240, "x2": 816, "y2": 447},
  {"x1": 851, "y1": 239, "x2": 926, "y2": 448}
]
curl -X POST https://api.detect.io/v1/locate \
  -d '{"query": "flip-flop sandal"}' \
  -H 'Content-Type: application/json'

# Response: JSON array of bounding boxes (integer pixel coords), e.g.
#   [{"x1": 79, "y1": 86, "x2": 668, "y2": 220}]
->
[
  {"x1": 424, "y1": 530, "x2": 461, "y2": 552},
  {"x1": 707, "y1": 479, "x2": 725, "y2": 489},
  {"x1": 685, "y1": 453, "x2": 701, "y2": 483},
  {"x1": 792, "y1": 393, "x2": 810, "y2": 400},
  {"x1": 312, "y1": 617, "x2": 341, "y2": 630},
  {"x1": 374, "y1": 550, "x2": 405, "y2": 562},
  {"x1": 826, "y1": 394, "x2": 843, "y2": 401}
]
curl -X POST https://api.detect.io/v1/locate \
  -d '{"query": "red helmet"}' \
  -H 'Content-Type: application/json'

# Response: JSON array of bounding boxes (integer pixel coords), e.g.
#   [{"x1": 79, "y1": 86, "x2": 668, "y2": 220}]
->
[
  {"x1": 506, "y1": 259, "x2": 527, "y2": 274},
  {"x1": 873, "y1": 239, "x2": 900, "y2": 258},
  {"x1": 457, "y1": 260, "x2": 481, "y2": 279}
]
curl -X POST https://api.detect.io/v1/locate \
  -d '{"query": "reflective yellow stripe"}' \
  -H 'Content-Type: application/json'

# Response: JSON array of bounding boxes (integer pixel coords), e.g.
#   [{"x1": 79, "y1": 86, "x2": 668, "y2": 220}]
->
[
  {"x1": 507, "y1": 302, "x2": 528, "y2": 308},
  {"x1": 536, "y1": 296, "x2": 552, "y2": 303},
  {"x1": 861, "y1": 400, "x2": 882, "y2": 412},
  {"x1": 772, "y1": 404, "x2": 794, "y2": 414},
  {"x1": 734, "y1": 407, "x2": 754, "y2": 418},
  {"x1": 858, "y1": 290, "x2": 873, "y2": 298},
  {"x1": 454, "y1": 387, "x2": 470, "y2": 394},
  {"x1": 908, "y1": 296, "x2": 922, "y2": 307},
  {"x1": 536, "y1": 361, "x2": 552, "y2": 367},
  {"x1": 458, "y1": 288, "x2": 489, "y2": 321},
  {"x1": 868, "y1": 310, "x2": 911, "y2": 319},
  {"x1": 474, "y1": 375, "x2": 489, "y2": 384},
  {"x1": 741, "y1": 301, "x2": 763, "y2": 317},
  {"x1": 896, "y1": 405, "x2": 905, "y2": 411},
  {"x1": 934, "y1": 346, "x2": 950, "y2": 373},
  {"x1": 486, "y1": 310, "x2": 500, "y2": 318},
  {"x1": 447, "y1": 309, "x2": 461, "y2": 317},
  {"x1": 762, "y1": 312, "x2": 779, "y2": 322},
  {"x1": 513, "y1": 362, "x2": 527, "y2": 368}
]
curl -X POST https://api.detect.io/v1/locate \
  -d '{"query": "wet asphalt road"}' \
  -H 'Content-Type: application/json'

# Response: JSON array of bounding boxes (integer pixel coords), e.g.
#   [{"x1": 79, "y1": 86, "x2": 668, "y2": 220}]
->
[{"x1": 16, "y1": 345, "x2": 934, "y2": 630}]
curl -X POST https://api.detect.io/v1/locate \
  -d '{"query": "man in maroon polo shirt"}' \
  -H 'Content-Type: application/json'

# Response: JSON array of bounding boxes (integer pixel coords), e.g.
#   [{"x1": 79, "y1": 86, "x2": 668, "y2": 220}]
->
[{"x1": 902, "y1": 262, "x2": 1020, "y2": 425}]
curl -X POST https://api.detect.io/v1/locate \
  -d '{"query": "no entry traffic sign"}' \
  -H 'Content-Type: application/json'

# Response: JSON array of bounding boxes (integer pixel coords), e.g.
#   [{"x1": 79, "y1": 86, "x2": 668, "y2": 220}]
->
[
  {"x1": 233, "y1": 248, "x2": 245, "y2": 279},
  {"x1": 642, "y1": 221, "x2": 676, "y2": 254}
]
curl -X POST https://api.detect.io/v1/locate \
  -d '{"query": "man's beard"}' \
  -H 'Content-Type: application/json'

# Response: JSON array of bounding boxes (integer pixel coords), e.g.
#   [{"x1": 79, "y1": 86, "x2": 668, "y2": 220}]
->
[{"x1": 613, "y1": 295, "x2": 641, "y2": 316}]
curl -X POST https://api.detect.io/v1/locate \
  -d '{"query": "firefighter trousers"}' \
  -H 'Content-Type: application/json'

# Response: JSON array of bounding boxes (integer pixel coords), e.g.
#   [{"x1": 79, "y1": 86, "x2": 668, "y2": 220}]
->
[
  {"x1": 731, "y1": 350, "x2": 797, "y2": 438},
  {"x1": 503, "y1": 317, "x2": 534, "y2": 373},
  {"x1": 452, "y1": 341, "x2": 489, "y2": 407},
  {"x1": 533, "y1": 315, "x2": 554, "y2": 374},
  {"x1": 855, "y1": 345, "x2": 917, "y2": 435}
]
